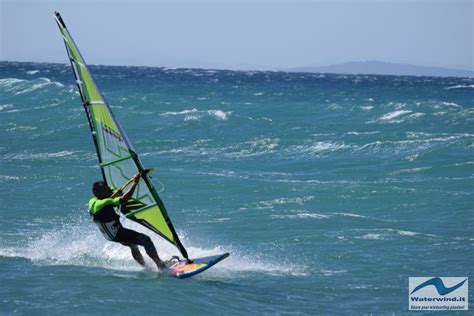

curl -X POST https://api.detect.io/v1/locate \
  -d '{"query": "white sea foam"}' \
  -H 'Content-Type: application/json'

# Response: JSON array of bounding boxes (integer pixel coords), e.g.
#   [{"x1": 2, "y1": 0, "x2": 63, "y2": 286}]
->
[
  {"x1": 0, "y1": 175, "x2": 20, "y2": 181},
  {"x1": 360, "y1": 233, "x2": 384, "y2": 240},
  {"x1": 0, "y1": 219, "x2": 306, "y2": 278},
  {"x1": 207, "y1": 109, "x2": 230, "y2": 120},
  {"x1": 4, "y1": 150, "x2": 76, "y2": 161},
  {"x1": 184, "y1": 115, "x2": 200, "y2": 121},
  {"x1": 252, "y1": 196, "x2": 314, "y2": 209},
  {"x1": 347, "y1": 131, "x2": 380, "y2": 136},
  {"x1": 271, "y1": 212, "x2": 329, "y2": 219},
  {"x1": 222, "y1": 138, "x2": 279, "y2": 158},
  {"x1": 319, "y1": 269, "x2": 347, "y2": 276},
  {"x1": 354, "y1": 228, "x2": 436, "y2": 241},
  {"x1": 161, "y1": 108, "x2": 231, "y2": 121},
  {"x1": 445, "y1": 84, "x2": 474, "y2": 89},
  {"x1": 0, "y1": 78, "x2": 25, "y2": 87},
  {"x1": 379, "y1": 110, "x2": 412, "y2": 121},
  {"x1": 6, "y1": 125, "x2": 37, "y2": 132},
  {"x1": 441, "y1": 102, "x2": 462, "y2": 108},
  {"x1": 390, "y1": 166, "x2": 432, "y2": 175},
  {"x1": 26, "y1": 70, "x2": 40, "y2": 75},
  {"x1": 287, "y1": 141, "x2": 349, "y2": 156},
  {"x1": 0, "y1": 104, "x2": 14, "y2": 111},
  {"x1": 333, "y1": 212, "x2": 369, "y2": 219},
  {"x1": 160, "y1": 108, "x2": 199, "y2": 116}
]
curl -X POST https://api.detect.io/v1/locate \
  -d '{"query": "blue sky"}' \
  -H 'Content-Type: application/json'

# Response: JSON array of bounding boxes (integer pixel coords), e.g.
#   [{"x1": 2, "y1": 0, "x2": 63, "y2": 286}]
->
[{"x1": 1, "y1": 0, "x2": 472, "y2": 70}]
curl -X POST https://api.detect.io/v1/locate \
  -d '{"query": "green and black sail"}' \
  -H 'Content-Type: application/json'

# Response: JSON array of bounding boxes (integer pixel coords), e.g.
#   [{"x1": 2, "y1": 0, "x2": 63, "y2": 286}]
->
[{"x1": 54, "y1": 11, "x2": 188, "y2": 259}]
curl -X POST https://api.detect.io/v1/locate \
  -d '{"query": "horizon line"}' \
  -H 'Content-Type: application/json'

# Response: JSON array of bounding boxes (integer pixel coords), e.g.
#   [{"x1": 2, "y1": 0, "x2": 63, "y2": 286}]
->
[{"x1": 1, "y1": 59, "x2": 473, "y2": 79}]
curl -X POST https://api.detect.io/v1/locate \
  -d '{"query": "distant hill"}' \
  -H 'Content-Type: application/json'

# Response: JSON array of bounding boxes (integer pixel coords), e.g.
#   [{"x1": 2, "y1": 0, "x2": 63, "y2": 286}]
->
[{"x1": 286, "y1": 61, "x2": 474, "y2": 78}]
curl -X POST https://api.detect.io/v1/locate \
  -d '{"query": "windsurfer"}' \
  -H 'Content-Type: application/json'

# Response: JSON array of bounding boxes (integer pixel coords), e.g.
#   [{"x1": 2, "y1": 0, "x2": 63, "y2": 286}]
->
[{"x1": 88, "y1": 172, "x2": 167, "y2": 271}]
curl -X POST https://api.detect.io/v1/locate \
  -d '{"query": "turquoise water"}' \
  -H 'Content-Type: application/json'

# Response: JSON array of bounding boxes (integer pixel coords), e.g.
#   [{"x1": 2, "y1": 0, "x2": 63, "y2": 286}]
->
[{"x1": 1, "y1": 61, "x2": 473, "y2": 314}]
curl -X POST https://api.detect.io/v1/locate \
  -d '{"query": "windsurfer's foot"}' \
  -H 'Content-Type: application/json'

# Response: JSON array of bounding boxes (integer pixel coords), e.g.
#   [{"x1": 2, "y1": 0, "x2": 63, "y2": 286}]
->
[{"x1": 151, "y1": 256, "x2": 166, "y2": 271}]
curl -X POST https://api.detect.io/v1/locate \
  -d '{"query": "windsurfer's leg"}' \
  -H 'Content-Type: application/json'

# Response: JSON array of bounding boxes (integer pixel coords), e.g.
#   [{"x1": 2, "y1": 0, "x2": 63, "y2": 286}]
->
[
  {"x1": 130, "y1": 245, "x2": 146, "y2": 267},
  {"x1": 114, "y1": 227, "x2": 166, "y2": 270},
  {"x1": 137, "y1": 234, "x2": 166, "y2": 271},
  {"x1": 119, "y1": 242, "x2": 145, "y2": 267}
]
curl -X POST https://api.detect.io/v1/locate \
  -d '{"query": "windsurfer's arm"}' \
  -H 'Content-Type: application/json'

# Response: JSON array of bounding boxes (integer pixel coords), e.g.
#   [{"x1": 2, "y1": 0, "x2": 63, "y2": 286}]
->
[{"x1": 120, "y1": 173, "x2": 141, "y2": 204}]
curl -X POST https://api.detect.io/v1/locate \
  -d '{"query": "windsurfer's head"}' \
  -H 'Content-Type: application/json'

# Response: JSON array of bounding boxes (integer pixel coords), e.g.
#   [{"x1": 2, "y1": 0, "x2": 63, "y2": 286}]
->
[{"x1": 92, "y1": 181, "x2": 113, "y2": 199}]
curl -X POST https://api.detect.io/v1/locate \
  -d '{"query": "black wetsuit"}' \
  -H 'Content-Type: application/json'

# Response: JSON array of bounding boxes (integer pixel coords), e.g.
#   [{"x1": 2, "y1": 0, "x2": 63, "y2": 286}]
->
[{"x1": 88, "y1": 196, "x2": 158, "y2": 256}]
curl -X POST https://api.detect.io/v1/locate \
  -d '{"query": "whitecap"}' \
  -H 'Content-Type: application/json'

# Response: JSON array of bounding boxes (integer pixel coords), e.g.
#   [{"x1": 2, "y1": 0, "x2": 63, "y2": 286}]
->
[
  {"x1": 333, "y1": 212, "x2": 369, "y2": 219},
  {"x1": 252, "y1": 196, "x2": 315, "y2": 209},
  {"x1": 4, "y1": 150, "x2": 76, "y2": 161},
  {"x1": 445, "y1": 84, "x2": 474, "y2": 89},
  {"x1": 390, "y1": 166, "x2": 432, "y2": 175},
  {"x1": 271, "y1": 213, "x2": 329, "y2": 219},
  {"x1": 13, "y1": 77, "x2": 64, "y2": 95},
  {"x1": 0, "y1": 175, "x2": 20, "y2": 181},
  {"x1": 287, "y1": 141, "x2": 350, "y2": 156},
  {"x1": 0, "y1": 78, "x2": 25, "y2": 88},
  {"x1": 208, "y1": 109, "x2": 230, "y2": 120},
  {"x1": 184, "y1": 115, "x2": 200, "y2": 121},
  {"x1": 347, "y1": 131, "x2": 380, "y2": 136},
  {"x1": 360, "y1": 233, "x2": 384, "y2": 240},
  {"x1": 160, "y1": 108, "x2": 199, "y2": 116},
  {"x1": 0, "y1": 104, "x2": 13, "y2": 111},
  {"x1": 320, "y1": 269, "x2": 347, "y2": 276},
  {"x1": 441, "y1": 102, "x2": 462, "y2": 108},
  {"x1": 379, "y1": 110, "x2": 412, "y2": 121}
]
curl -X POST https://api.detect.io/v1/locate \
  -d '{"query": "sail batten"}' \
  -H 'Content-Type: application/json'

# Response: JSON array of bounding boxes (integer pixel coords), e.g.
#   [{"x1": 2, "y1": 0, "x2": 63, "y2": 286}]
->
[{"x1": 54, "y1": 11, "x2": 188, "y2": 259}]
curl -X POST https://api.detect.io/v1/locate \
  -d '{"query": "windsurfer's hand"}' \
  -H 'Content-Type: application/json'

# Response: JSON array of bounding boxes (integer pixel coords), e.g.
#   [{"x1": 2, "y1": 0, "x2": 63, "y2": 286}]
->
[{"x1": 132, "y1": 172, "x2": 141, "y2": 183}]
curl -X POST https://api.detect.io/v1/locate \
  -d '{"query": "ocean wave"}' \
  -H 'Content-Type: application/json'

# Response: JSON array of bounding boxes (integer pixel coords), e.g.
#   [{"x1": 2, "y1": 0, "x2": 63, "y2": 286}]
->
[
  {"x1": 379, "y1": 110, "x2": 412, "y2": 121},
  {"x1": 271, "y1": 212, "x2": 329, "y2": 220},
  {"x1": 286, "y1": 141, "x2": 350, "y2": 156},
  {"x1": 0, "y1": 104, "x2": 14, "y2": 111},
  {"x1": 390, "y1": 166, "x2": 432, "y2": 175},
  {"x1": 0, "y1": 77, "x2": 65, "y2": 96},
  {"x1": 0, "y1": 78, "x2": 25, "y2": 87},
  {"x1": 222, "y1": 138, "x2": 279, "y2": 158},
  {"x1": 355, "y1": 228, "x2": 437, "y2": 240},
  {"x1": 160, "y1": 108, "x2": 232, "y2": 121},
  {"x1": 0, "y1": 175, "x2": 20, "y2": 182},
  {"x1": 445, "y1": 84, "x2": 474, "y2": 89},
  {"x1": 356, "y1": 134, "x2": 472, "y2": 154},
  {"x1": 6, "y1": 125, "x2": 38, "y2": 132},
  {"x1": 194, "y1": 170, "x2": 250, "y2": 179},
  {"x1": 208, "y1": 109, "x2": 229, "y2": 120},
  {"x1": 440, "y1": 102, "x2": 462, "y2": 108},
  {"x1": 319, "y1": 269, "x2": 347, "y2": 276},
  {"x1": 160, "y1": 108, "x2": 199, "y2": 116},
  {"x1": 250, "y1": 196, "x2": 315, "y2": 209},
  {"x1": 333, "y1": 212, "x2": 369, "y2": 219},
  {"x1": 2, "y1": 150, "x2": 77, "y2": 161},
  {"x1": 346, "y1": 131, "x2": 380, "y2": 136}
]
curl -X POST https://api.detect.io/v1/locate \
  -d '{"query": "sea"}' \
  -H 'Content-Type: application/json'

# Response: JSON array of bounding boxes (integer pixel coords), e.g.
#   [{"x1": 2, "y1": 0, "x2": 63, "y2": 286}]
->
[{"x1": 0, "y1": 61, "x2": 473, "y2": 315}]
